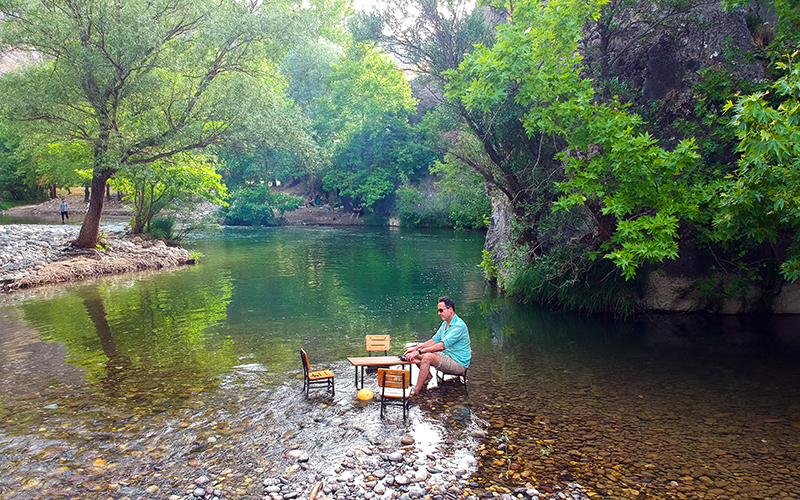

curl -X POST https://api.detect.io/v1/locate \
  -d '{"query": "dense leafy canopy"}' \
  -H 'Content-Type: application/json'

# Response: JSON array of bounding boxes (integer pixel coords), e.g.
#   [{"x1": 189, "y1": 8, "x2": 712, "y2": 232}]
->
[{"x1": 2, "y1": 0, "x2": 800, "y2": 311}]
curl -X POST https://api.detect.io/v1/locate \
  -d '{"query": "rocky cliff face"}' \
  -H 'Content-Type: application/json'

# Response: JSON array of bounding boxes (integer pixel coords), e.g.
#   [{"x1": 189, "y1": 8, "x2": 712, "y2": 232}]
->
[{"x1": 0, "y1": 47, "x2": 42, "y2": 75}]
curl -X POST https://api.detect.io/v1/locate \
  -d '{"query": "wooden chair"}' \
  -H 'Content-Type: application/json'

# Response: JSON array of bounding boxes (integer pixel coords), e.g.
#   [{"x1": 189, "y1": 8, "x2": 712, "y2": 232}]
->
[
  {"x1": 300, "y1": 348, "x2": 335, "y2": 397},
  {"x1": 378, "y1": 368, "x2": 411, "y2": 420},
  {"x1": 435, "y1": 350, "x2": 471, "y2": 388},
  {"x1": 435, "y1": 368, "x2": 468, "y2": 388},
  {"x1": 366, "y1": 335, "x2": 390, "y2": 356},
  {"x1": 364, "y1": 335, "x2": 391, "y2": 375}
]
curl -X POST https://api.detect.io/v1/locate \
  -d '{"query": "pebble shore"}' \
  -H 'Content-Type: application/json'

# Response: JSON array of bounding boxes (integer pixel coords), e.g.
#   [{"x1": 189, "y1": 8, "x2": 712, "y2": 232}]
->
[
  {"x1": 169, "y1": 436, "x2": 592, "y2": 500},
  {"x1": 0, "y1": 223, "x2": 193, "y2": 291}
]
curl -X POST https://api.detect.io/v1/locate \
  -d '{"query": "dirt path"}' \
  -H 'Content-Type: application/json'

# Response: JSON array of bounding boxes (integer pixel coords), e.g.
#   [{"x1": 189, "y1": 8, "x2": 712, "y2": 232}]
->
[{"x1": 2, "y1": 193, "x2": 133, "y2": 218}]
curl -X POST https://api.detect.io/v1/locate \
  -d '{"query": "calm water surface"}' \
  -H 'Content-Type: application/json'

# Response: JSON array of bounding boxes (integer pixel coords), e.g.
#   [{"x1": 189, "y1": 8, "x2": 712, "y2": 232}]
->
[{"x1": 0, "y1": 225, "x2": 799, "y2": 499}]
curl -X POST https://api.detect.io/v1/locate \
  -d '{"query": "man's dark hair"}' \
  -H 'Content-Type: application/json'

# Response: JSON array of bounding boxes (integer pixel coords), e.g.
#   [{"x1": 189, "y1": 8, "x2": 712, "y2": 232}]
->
[{"x1": 438, "y1": 296, "x2": 455, "y2": 311}]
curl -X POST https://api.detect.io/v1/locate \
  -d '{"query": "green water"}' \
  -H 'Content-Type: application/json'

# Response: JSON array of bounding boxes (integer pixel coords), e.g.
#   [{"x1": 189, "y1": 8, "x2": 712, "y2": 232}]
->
[{"x1": 1, "y1": 225, "x2": 799, "y2": 499}]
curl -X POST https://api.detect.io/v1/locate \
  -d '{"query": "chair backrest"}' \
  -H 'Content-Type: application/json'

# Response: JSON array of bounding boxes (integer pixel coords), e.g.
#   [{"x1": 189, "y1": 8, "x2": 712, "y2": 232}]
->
[
  {"x1": 300, "y1": 348, "x2": 310, "y2": 376},
  {"x1": 366, "y1": 335, "x2": 390, "y2": 356},
  {"x1": 378, "y1": 368, "x2": 410, "y2": 392}
]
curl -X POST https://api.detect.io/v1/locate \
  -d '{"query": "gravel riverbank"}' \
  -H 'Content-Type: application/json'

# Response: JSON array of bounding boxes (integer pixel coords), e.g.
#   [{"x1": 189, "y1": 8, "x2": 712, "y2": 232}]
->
[{"x1": 0, "y1": 223, "x2": 193, "y2": 292}]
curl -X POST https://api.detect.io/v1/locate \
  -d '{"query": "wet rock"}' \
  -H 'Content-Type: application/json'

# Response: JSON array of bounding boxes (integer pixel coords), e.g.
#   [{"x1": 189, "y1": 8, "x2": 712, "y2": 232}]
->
[
  {"x1": 388, "y1": 452, "x2": 404, "y2": 462},
  {"x1": 401, "y1": 436, "x2": 415, "y2": 445}
]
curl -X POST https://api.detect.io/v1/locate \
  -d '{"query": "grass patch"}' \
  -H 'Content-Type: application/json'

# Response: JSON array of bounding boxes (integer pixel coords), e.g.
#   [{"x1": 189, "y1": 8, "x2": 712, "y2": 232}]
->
[
  {"x1": 506, "y1": 245, "x2": 646, "y2": 317},
  {"x1": 0, "y1": 200, "x2": 29, "y2": 211}
]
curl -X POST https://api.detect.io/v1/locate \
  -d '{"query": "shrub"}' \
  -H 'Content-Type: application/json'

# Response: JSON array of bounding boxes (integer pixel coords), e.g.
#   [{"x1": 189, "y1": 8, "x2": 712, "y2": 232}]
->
[
  {"x1": 505, "y1": 245, "x2": 646, "y2": 316},
  {"x1": 220, "y1": 186, "x2": 302, "y2": 226},
  {"x1": 396, "y1": 186, "x2": 451, "y2": 228},
  {"x1": 147, "y1": 216, "x2": 176, "y2": 240}
]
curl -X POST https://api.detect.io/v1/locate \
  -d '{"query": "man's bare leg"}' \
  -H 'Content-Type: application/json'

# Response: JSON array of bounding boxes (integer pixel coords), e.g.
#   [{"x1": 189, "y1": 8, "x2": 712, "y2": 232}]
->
[{"x1": 414, "y1": 352, "x2": 440, "y2": 394}]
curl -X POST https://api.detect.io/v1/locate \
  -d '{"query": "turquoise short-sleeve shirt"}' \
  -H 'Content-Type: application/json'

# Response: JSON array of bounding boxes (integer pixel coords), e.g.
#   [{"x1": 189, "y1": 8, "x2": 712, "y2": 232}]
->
[{"x1": 432, "y1": 313, "x2": 471, "y2": 368}]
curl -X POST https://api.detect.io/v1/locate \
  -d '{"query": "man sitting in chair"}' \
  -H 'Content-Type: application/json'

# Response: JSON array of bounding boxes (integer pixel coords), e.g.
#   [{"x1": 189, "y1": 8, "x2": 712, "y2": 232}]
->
[{"x1": 403, "y1": 296, "x2": 471, "y2": 395}]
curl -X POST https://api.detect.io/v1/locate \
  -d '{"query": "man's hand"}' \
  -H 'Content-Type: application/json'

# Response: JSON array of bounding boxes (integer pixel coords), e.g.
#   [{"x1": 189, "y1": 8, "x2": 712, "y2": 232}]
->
[{"x1": 403, "y1": 347, "x2": 418, "y2": 361}]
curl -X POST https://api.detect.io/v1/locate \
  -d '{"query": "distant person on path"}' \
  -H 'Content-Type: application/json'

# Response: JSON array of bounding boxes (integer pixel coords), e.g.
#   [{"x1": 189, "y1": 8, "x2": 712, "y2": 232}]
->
[
  {"x1": 403, "y1": 296, "x2": 471, "y2": 395},
  {"x1": 60, "y1": 198, "x2": 69, "y2": 223},
  {"x1": 351, "y1": 204, "x2": 363, "y2": 219}
]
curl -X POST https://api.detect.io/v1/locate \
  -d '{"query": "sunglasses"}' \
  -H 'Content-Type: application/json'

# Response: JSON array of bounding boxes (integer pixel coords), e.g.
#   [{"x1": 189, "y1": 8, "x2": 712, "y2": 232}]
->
[{"x1": 438, "y1": 308, "x2": 448, "y2": 313}]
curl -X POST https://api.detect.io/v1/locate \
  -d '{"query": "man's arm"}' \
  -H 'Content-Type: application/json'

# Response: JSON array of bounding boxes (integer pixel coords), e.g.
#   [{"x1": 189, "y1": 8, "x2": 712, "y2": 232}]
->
[{"x1": 403, "y1": 338, "x2": 445, "y2": 361}]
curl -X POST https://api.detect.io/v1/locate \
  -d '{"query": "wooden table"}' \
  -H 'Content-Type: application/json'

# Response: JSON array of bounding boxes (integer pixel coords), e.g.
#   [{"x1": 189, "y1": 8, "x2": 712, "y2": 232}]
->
[{"x1": 346, "y1": 356, "x2": 415, "y2": 389}]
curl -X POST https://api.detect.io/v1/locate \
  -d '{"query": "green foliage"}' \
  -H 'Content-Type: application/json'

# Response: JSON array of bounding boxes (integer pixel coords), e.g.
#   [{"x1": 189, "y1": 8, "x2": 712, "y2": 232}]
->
[
  {"x1": 220, "y1": 185, "x2": 302, "y2": 226},
  {"x1": 479, "y1": 250, "x2": 499, "y2": 282},
  {"x1": 506, "y1": 245, "x2": 645, "y2": 316},
  {"x1": 324, "y1": 167, "x2": 395, "y2": 209},
  {"x1": 396, "y1": 186, "x2": 424, "y2": 225},
  {"x1": 315, "y1": 46, "x2": 444, "y2": 211},
  {"x1": 395, "y1": 186, "x2": 452, "y2": 228},
  {"x1": 281, "y1": 41, "x2": 341, "y2": 119},
  {"x1": 394, "y1": 149, "x2": 491, "y2": 230},
  {"x1": 219, "y1": 147, "x2": 310, "y2": 190},
  {"x1": 316, "y1": 42, "x2": 417, "y2": 145},
  {"x1": 115, "y1": 152, "x2": 227, "y2": 234},
  {"x1": 430, "y1": 146, "x2": 492, "y2": 230},
  {"x1": 147, "y1": 216, "x2": 177, "y2": 241},
  {"x1": 0, "y1": 122, "x2": 45, "y2": 202},
  {"x1": 717, "y1": 51, "x2": 800, "y2": 281},
  {"x1": 690, "y1": 263, "x2": 761, "y2": 311}
]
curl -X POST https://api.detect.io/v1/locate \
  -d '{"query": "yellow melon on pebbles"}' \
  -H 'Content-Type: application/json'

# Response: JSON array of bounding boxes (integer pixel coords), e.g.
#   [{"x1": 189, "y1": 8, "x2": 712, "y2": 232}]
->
[{"x1": 357, "y1": 388, "x2": 374, "y2": 401}]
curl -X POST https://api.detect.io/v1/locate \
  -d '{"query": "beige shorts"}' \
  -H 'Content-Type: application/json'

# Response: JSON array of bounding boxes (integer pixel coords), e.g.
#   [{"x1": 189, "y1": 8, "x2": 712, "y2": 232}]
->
[{"x1": 436, "y1": 355, "x2": 466, "y2": 375}]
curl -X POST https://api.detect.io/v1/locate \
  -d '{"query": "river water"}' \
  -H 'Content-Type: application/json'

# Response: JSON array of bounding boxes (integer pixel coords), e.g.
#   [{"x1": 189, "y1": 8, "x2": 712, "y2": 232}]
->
[{"x1": 1, "y1": 225, "x2": 799, "y2": 499}]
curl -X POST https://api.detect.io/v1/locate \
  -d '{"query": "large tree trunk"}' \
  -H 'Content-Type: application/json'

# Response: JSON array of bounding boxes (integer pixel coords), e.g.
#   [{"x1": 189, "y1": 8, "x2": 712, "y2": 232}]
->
[{"x1": 74, "y1": 170, "x2": 113, "y2": 248}]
